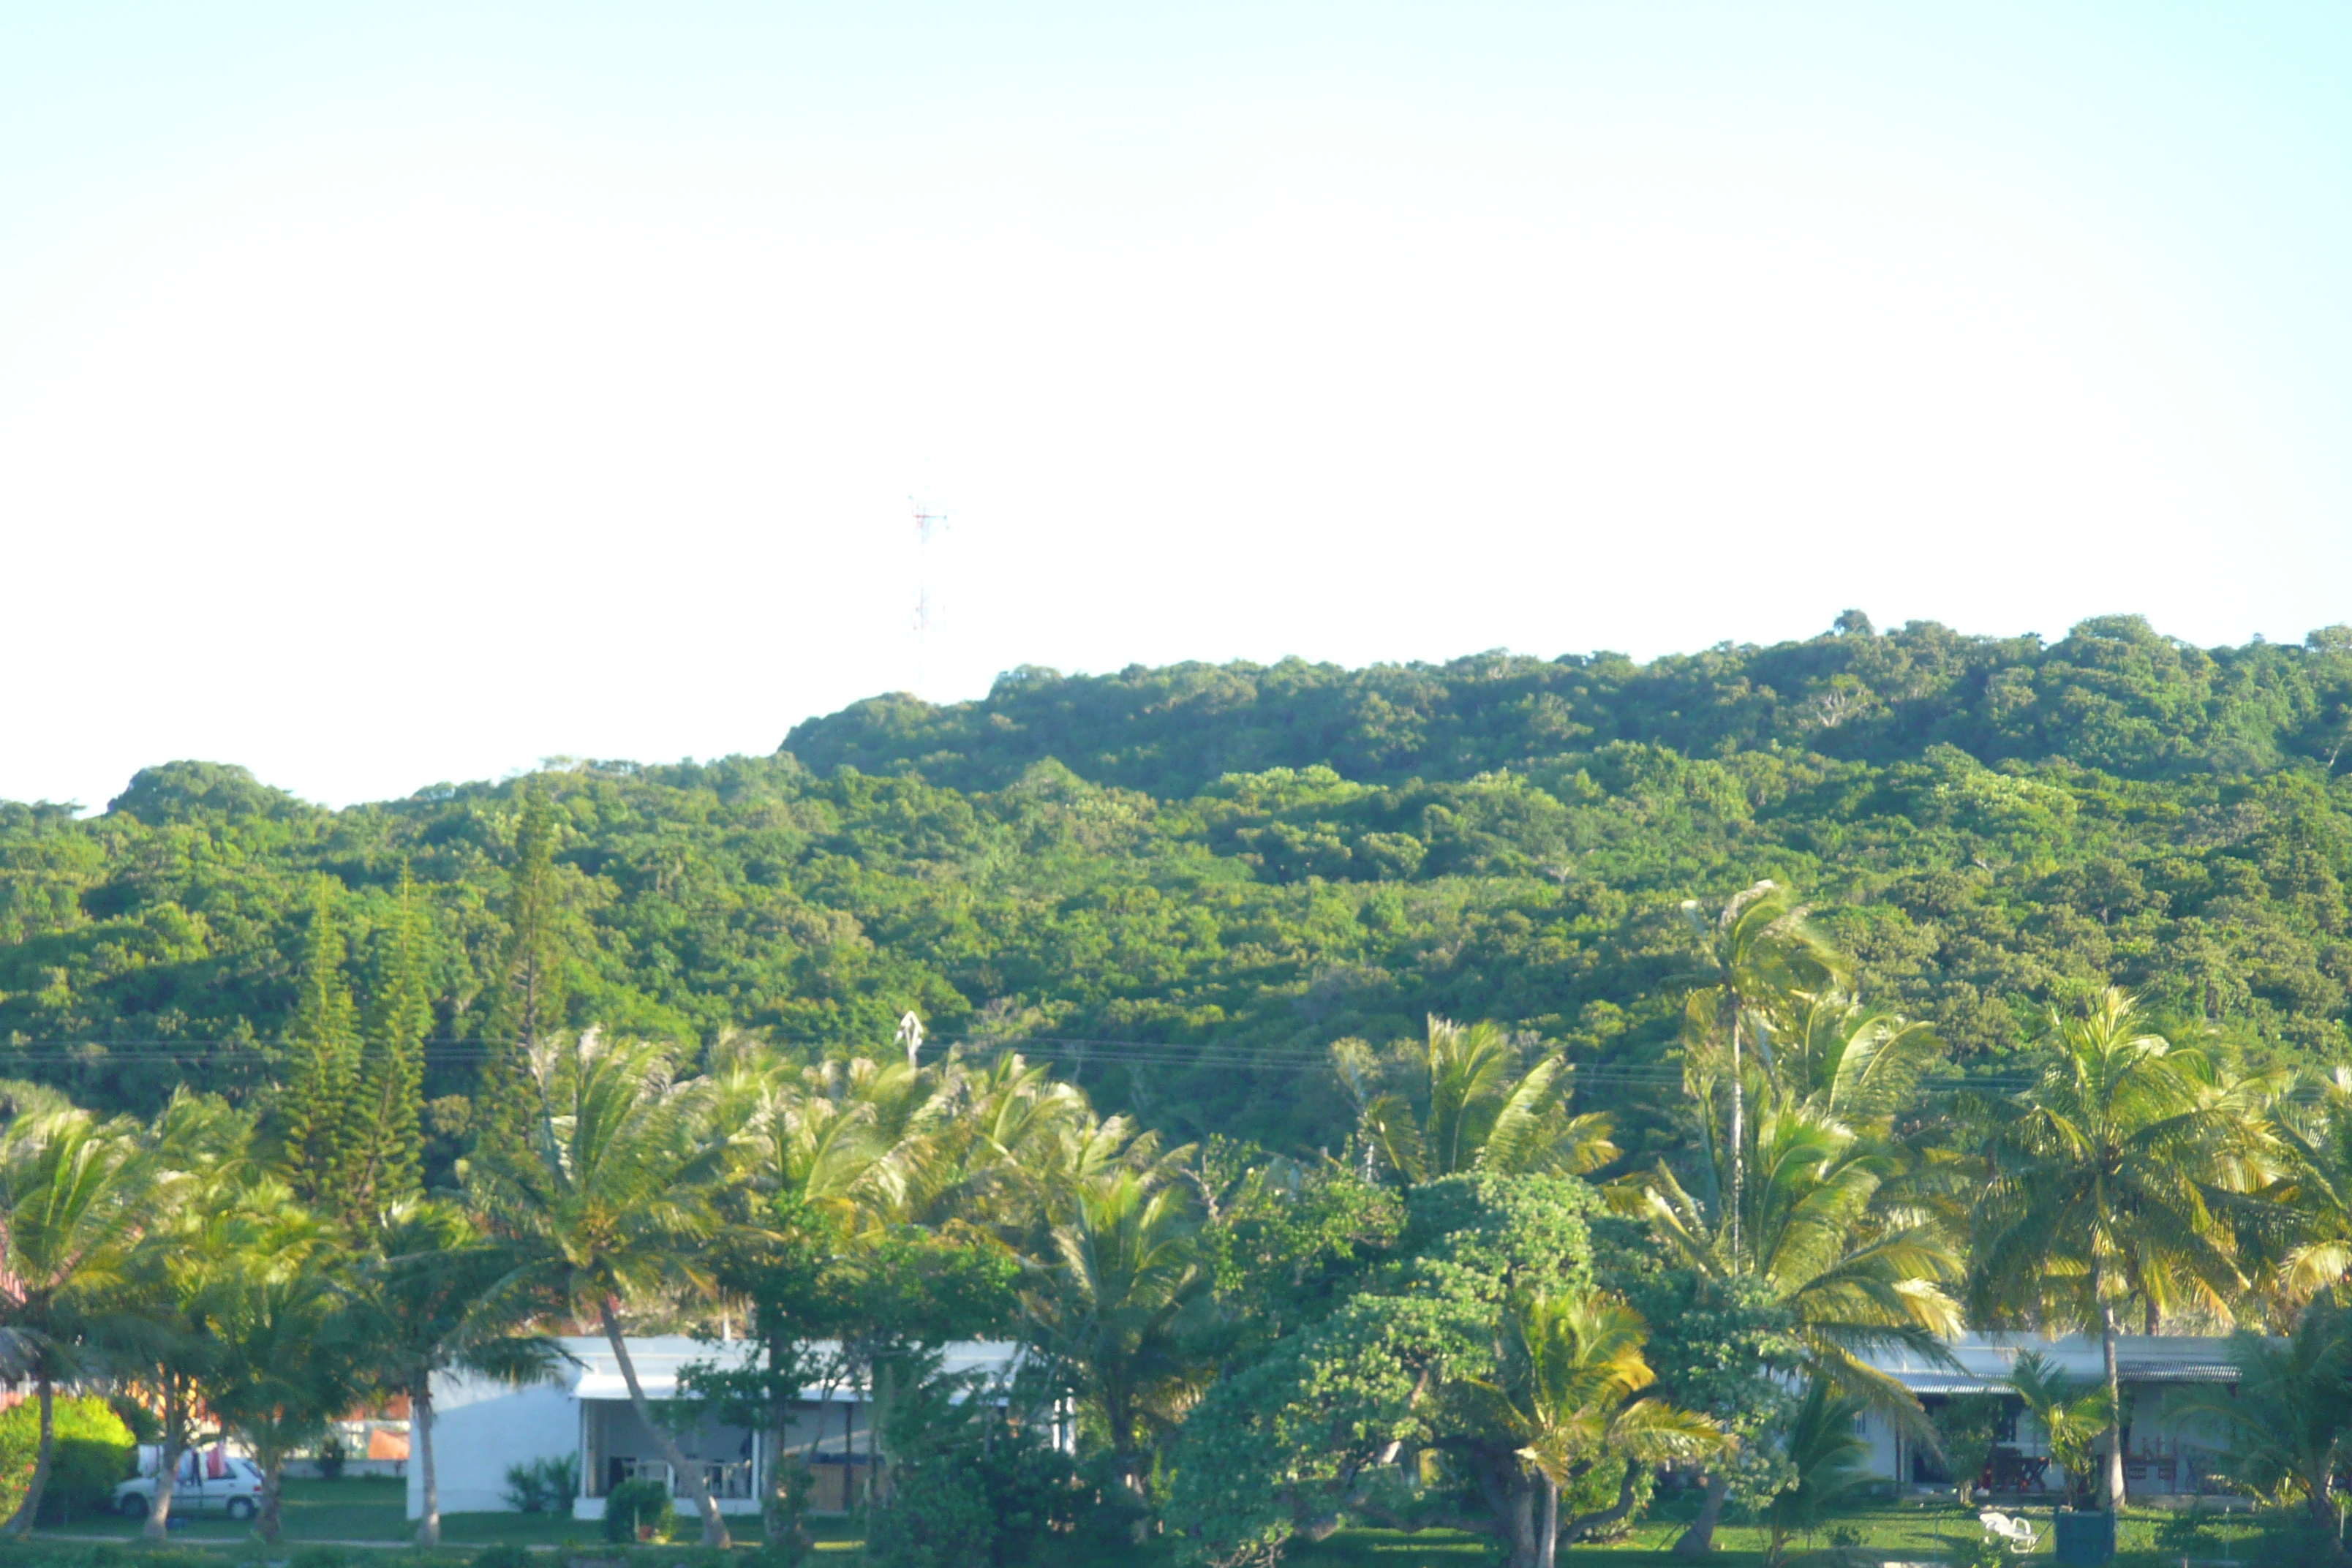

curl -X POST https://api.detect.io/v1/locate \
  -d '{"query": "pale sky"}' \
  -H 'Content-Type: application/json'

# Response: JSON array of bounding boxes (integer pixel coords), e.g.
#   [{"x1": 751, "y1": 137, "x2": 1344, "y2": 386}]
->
[{"x1": 4, "y1": 4, "x2": 2349, "y2": 810}]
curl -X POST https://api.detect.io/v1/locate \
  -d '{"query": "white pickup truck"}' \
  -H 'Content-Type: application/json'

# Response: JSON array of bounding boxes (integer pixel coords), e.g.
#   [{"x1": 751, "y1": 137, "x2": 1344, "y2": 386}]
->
[{"x1": 113, "y1": 1450, "x2": 267, "y2": 1520}]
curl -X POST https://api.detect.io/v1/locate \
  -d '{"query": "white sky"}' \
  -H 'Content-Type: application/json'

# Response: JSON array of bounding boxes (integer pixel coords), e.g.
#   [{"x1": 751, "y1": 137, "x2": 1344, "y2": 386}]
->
[{"x1": 4, "y1": 4, "x2": 2349, "y2": 810}]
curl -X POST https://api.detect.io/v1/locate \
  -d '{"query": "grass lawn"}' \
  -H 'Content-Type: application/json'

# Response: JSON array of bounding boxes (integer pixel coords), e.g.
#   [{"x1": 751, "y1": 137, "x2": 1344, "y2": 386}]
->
[
  {"x1": 1281, "y1": 1498, "x2": 2293, "y2": 1565},
  {"x1": 34, "y1": 1475, "x2": 862, "y2": 1553},
  {"x1": 31, "y1": 1485, "x2": 2307, "y2": 1564}
]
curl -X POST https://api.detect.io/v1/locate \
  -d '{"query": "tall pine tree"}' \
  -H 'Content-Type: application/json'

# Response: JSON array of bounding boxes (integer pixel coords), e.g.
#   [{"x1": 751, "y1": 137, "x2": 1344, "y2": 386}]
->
[
  {"x1": 338, "y1": 862, "x2": 430, "y2": 1225},
  {"x1": 474, "y1": 792, "x2": 571, "y2": 1163},
  {"x1": 276, "y1": 875, "x2": 359, "y2": 1203}
]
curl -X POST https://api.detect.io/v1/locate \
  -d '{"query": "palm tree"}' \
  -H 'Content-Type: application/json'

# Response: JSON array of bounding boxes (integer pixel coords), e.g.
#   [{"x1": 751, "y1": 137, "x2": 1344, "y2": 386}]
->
[
  {"x1": 1470, "y1": 1289, "x2": 1725, "y2": 1568},
  {"x1": 466, "y1": 1031, "x2": 737, "y2": 1548},
  {"x1": 1763, "y1": 1380, "x2": 1874, "y2": 1566},
  {"x1": 1622, "y1": 1101, "x2": 1961, "y2": 1553},
  {"x1": 2251, "y1": 1067, "x2": 2352, "y2": 1318},
  {"x1": 1968, "y1": 988, "x2": 2280, "y2": 1508},
  {"x1": 2005, "y1": 1352, "x2": 2111, "y2": 1509},
  {"x1": 1779, "y1": 992, "x2": 1945, "y2": 1126},
  {"x1": 121, "y1": 1090, "x2": 257, "y2": 1540},
  {"x1": 0, "y1": 1108, "x2": 156, "y2": 1536},
  {"x1": 358, "y1": 1198, "x2": 569, "y2": 1546},
  {"x1": 1678, "y1": 882, "x2": 1847, "y2": 1264},
  {"x1": 2173, "y1": 1300, "x2": 2352, "y2": 1553},
  {"x1": 1022, "y1": 1164, "x2": 1212, "y2": 1498},
  {"x1": 202, "y1": 1225, "x2": 366, "y2": 1544},
  {"x1": 1335, "y1": 1017, "x2": 1618, "y2": 1185}
]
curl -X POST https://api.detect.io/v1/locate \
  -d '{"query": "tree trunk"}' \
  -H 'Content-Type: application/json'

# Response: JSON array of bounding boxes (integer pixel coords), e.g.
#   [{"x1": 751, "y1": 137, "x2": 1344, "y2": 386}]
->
[
  {"x1": 2098, "y1": 1293, "x2": 2125, "y2": 1511},
  {"x1": 1508, "y1": 1474, "x2": 1539, "y2": 1568},
  {"x1": 763, "y1": 1331, "x2": 797, "y2": 1549},
  {"x1": 1727, "y1": 1014, "x2": 1744, "y2": 1264},
  {"x1": 4, "y1": 1373, "x2": 56, "y2": 1536},
  {"x1": 1537, "y1": 1476, "x2": 1559, "y2": 1568},
  {"x1": 146, "y1": 1377, "x2": 186, "y2": 1541},
  {"x1": 1672, "y1": 1470, "x2": 1731, "y2": 1555},
  {"x1": 415, "y1": 1379, "x2": 440, "y2": 1546},
  {"x1": 601, "y1": 1296, "x2": 731, "y2": 1548},
  {"x1": 259, "y1": 1449, "x2": 285, "y2": 1542},
  {"x1": 1564, "y1": 1460, "x2": 1645, "y2": 1544}
]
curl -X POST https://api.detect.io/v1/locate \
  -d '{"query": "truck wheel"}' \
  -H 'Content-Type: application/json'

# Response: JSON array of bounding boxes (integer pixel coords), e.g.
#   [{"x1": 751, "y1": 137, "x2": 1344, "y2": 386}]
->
[
  {"x1": 118, "y1": 1493, "x2": 151, "y2": 1519},
  {"x1": 226, "y1": 1496, "x2": 257, "y2": 1520}
]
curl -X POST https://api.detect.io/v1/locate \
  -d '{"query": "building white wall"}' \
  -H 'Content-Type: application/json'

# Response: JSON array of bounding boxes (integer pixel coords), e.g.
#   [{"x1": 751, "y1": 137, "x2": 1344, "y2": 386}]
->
[{"x1": 407, "y1": 1377, "x2": 583, "y2": 1520}]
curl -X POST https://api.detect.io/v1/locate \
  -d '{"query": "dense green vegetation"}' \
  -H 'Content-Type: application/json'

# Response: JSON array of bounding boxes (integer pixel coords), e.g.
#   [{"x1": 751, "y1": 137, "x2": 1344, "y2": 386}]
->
[
  {"x1": 12, "y1": 603, "x2": 2352, "y2": 1566},
  {"x1": 6, "y1": 614, "x2": 2352, "y2": 1162}
]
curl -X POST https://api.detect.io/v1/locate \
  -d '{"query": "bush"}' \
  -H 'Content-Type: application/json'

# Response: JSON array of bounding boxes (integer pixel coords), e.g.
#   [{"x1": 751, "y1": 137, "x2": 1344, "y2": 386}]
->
[
  {"x1": 0, "y1": 1395, "x2": 137, "y2": 1523},
  {"x1": 602, "y1": 1476, "x2": 676, "y2": 1544},
  {"x1": 289, "y1": 1550, "x2": 350, "y2": 1568},
  {"x1": 865, "y1": 1461, "x2": 995, "y2": 1568},
  {"x1": 501, "y1": 1452, "x2": 581, "y2": 1512},
  {"x1": 471, "y1": 1545, "x2": 535, "y2": 1568}
]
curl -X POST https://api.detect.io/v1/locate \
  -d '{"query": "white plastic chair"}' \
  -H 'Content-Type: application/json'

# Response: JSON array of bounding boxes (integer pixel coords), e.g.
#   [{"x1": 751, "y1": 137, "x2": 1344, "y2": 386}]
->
[{"x1": 1978, "y1": 1510, "x2": 2042, "y2": 1554}]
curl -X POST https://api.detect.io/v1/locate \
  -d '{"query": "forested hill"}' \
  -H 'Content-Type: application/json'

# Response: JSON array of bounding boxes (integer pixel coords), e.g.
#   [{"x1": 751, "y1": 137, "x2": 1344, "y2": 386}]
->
[
  {"x1": 788, "y1": 614, "x2": 2352, "y2": 794},
  {"x1": 6, "y1": 613, "x2": 2352, "y2": 1156}
]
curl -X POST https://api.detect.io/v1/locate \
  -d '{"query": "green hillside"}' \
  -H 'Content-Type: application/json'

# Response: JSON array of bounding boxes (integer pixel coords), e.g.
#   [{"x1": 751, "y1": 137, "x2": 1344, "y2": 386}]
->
[{"x1": 6, "y1": 613, "x2": 2352, "y2": 1156}]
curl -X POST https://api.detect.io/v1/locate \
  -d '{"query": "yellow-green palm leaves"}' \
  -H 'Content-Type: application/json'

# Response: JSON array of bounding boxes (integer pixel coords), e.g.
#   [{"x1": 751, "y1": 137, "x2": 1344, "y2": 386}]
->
[
  {"x1": 1970, "y1": 988, "x2": 2281, "y2": 1504},
  {"x1": 1470, "y1": 1289, "x2": 1725, "y2": 1568},
  {"x1": 1624, "y1": 1103, "x2": 1962, "y2": 1423},
  {"x1": 1338, "y1": 1017, "x2": 1617, "y2": 1185},
  {"x1": 1024, "y1": 1164, "x2": 1211, "y2": 1488},
  {"x1": 1678, "y1": 882, "x2": 1847, "y2": 1264},
  {"x1": 466, "y1": 1031, "x2": 736, "y2": 1548},
  {"x1": 0, "y1": 1107, "x2": 157, "y2": 1535}
]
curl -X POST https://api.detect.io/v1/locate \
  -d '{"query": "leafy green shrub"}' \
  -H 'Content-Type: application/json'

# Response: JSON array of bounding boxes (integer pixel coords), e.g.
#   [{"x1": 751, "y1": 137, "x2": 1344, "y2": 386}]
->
[
  {"x1": 0, "y1": 1395, "x2": 136, "y2": 1523},
  {"x1": 865, "y1": 1462, "x2": 994, "y2": 1568},
  {"x1": 289, "y1": 1549, "x2": 350, "y2": 1568},
  {"x1": 602, "y1": 1476, "x2": 676, "y2": 1544},
  {"x1": 501, "y1": 1452, "x2": 581, "y2": 1512},
  {"x1": 471, "y1": 1545, "x2": 535, "y2": 1568}
]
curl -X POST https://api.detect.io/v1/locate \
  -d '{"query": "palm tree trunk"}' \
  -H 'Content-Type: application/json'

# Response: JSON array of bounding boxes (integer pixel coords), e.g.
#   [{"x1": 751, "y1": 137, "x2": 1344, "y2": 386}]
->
[
  {"x1": 146, "y1": 1378, "x2": 185, "y2": 1541},
  {"x1": 2098, "y1": 1294, "x2": 2125, "y2": 1511},
  {"x1": 600, "y1": 1297, "x2": 732, "y2": 1548},
  {"x1": 1727, "y1": 1014, "x2": 1744, "y2": 1264},
  {"x1": 415, "y1": 1379, "x2": 440, "y2": 1546},
  {"x1": 259, "y1": 1447, "x2": 286, "y2": 1542},
  {"x1": 1537, "y1": 1477, "x2": 1559, "y2": 1568},
  {"x1": 1672, "y1": 1470, "x2": 1731, "y2": 1556},
  {"x1": 4, "y1": 1373, "x2": 56, "y2": 1536}
]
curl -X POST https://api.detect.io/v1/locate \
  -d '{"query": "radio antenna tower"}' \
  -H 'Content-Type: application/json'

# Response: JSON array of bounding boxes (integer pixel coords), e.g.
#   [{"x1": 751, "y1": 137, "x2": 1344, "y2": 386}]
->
[{"x1": 911, "y1": 500, "x2": 946, "y2": 698}]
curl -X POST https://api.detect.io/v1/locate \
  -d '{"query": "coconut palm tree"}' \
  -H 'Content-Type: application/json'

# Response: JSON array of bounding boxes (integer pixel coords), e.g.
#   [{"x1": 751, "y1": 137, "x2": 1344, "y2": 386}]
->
[
  {"x1": 1968, "y1": 988, "x2": 2280, "y2": 1508},
  {"x1": 358, "y1": 1198, "x2": 569, "y2": 1546},
  {"x1": 2249, "y1": 1066, "x2": 2352, "y2": 1318},
  {"x1": 1621, "y1": 1099, "x2": 1961, "y2": 1554},
  {"x1": 0, "y1": 1108, "x2": 157, "y2": 1536},
  {"x1": 1022, "y1": 1164, "x2": 1212, "y2": 1497},
  {"x1": 121, "y1": 1090, "x2": 258, "y2": 1540},
  {"x1": 1763, "y1": 1379, "x2": 1874, "y2": 1567},
  {"x1": 465, "y1": 1031, "x2": 738, "y2": 1548},
  {"x1": 1779, "y1": 992, "x2": 1946, "y2": 1126},
  {"x1": 1335, "y1": 1017, "x2": 1618, "y2": 1186},
  {"x1": 1470, "y1": 1289, "x2": 1726, "y2": 1568},
  {"x1": 2172, "y1": 1299, "x2": 2352, "y2": 1554},
  {"x1": 1678, "y1": 882, "x2": 1847, "y2": 1264},
  {"x1": 201, "y1": 1218, "x2": 366, "y2": 1544},
  {"x1": 2005, "y1": 1352, "x2": 2111, "y2": 1509}
]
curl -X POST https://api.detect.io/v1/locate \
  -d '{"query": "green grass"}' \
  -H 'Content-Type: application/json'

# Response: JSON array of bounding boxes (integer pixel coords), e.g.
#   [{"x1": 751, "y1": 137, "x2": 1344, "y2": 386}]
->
[
  {"x1": 31, "y1": 1475, "x2": 860, "y2": 1552},
  {"x1": 27, "y1": 1484, "x2": 2310, "y2": 1565}
]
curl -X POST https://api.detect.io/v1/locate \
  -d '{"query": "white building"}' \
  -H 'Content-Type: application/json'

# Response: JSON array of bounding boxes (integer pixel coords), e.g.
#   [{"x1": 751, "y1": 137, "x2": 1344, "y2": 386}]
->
[
  {"x1": 1855, "y1": 1332, "x2": 2242, "y2": 1497},
  {"x1": 409, "y1": 1336, "x2": 1025, "y2": 1523}
]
